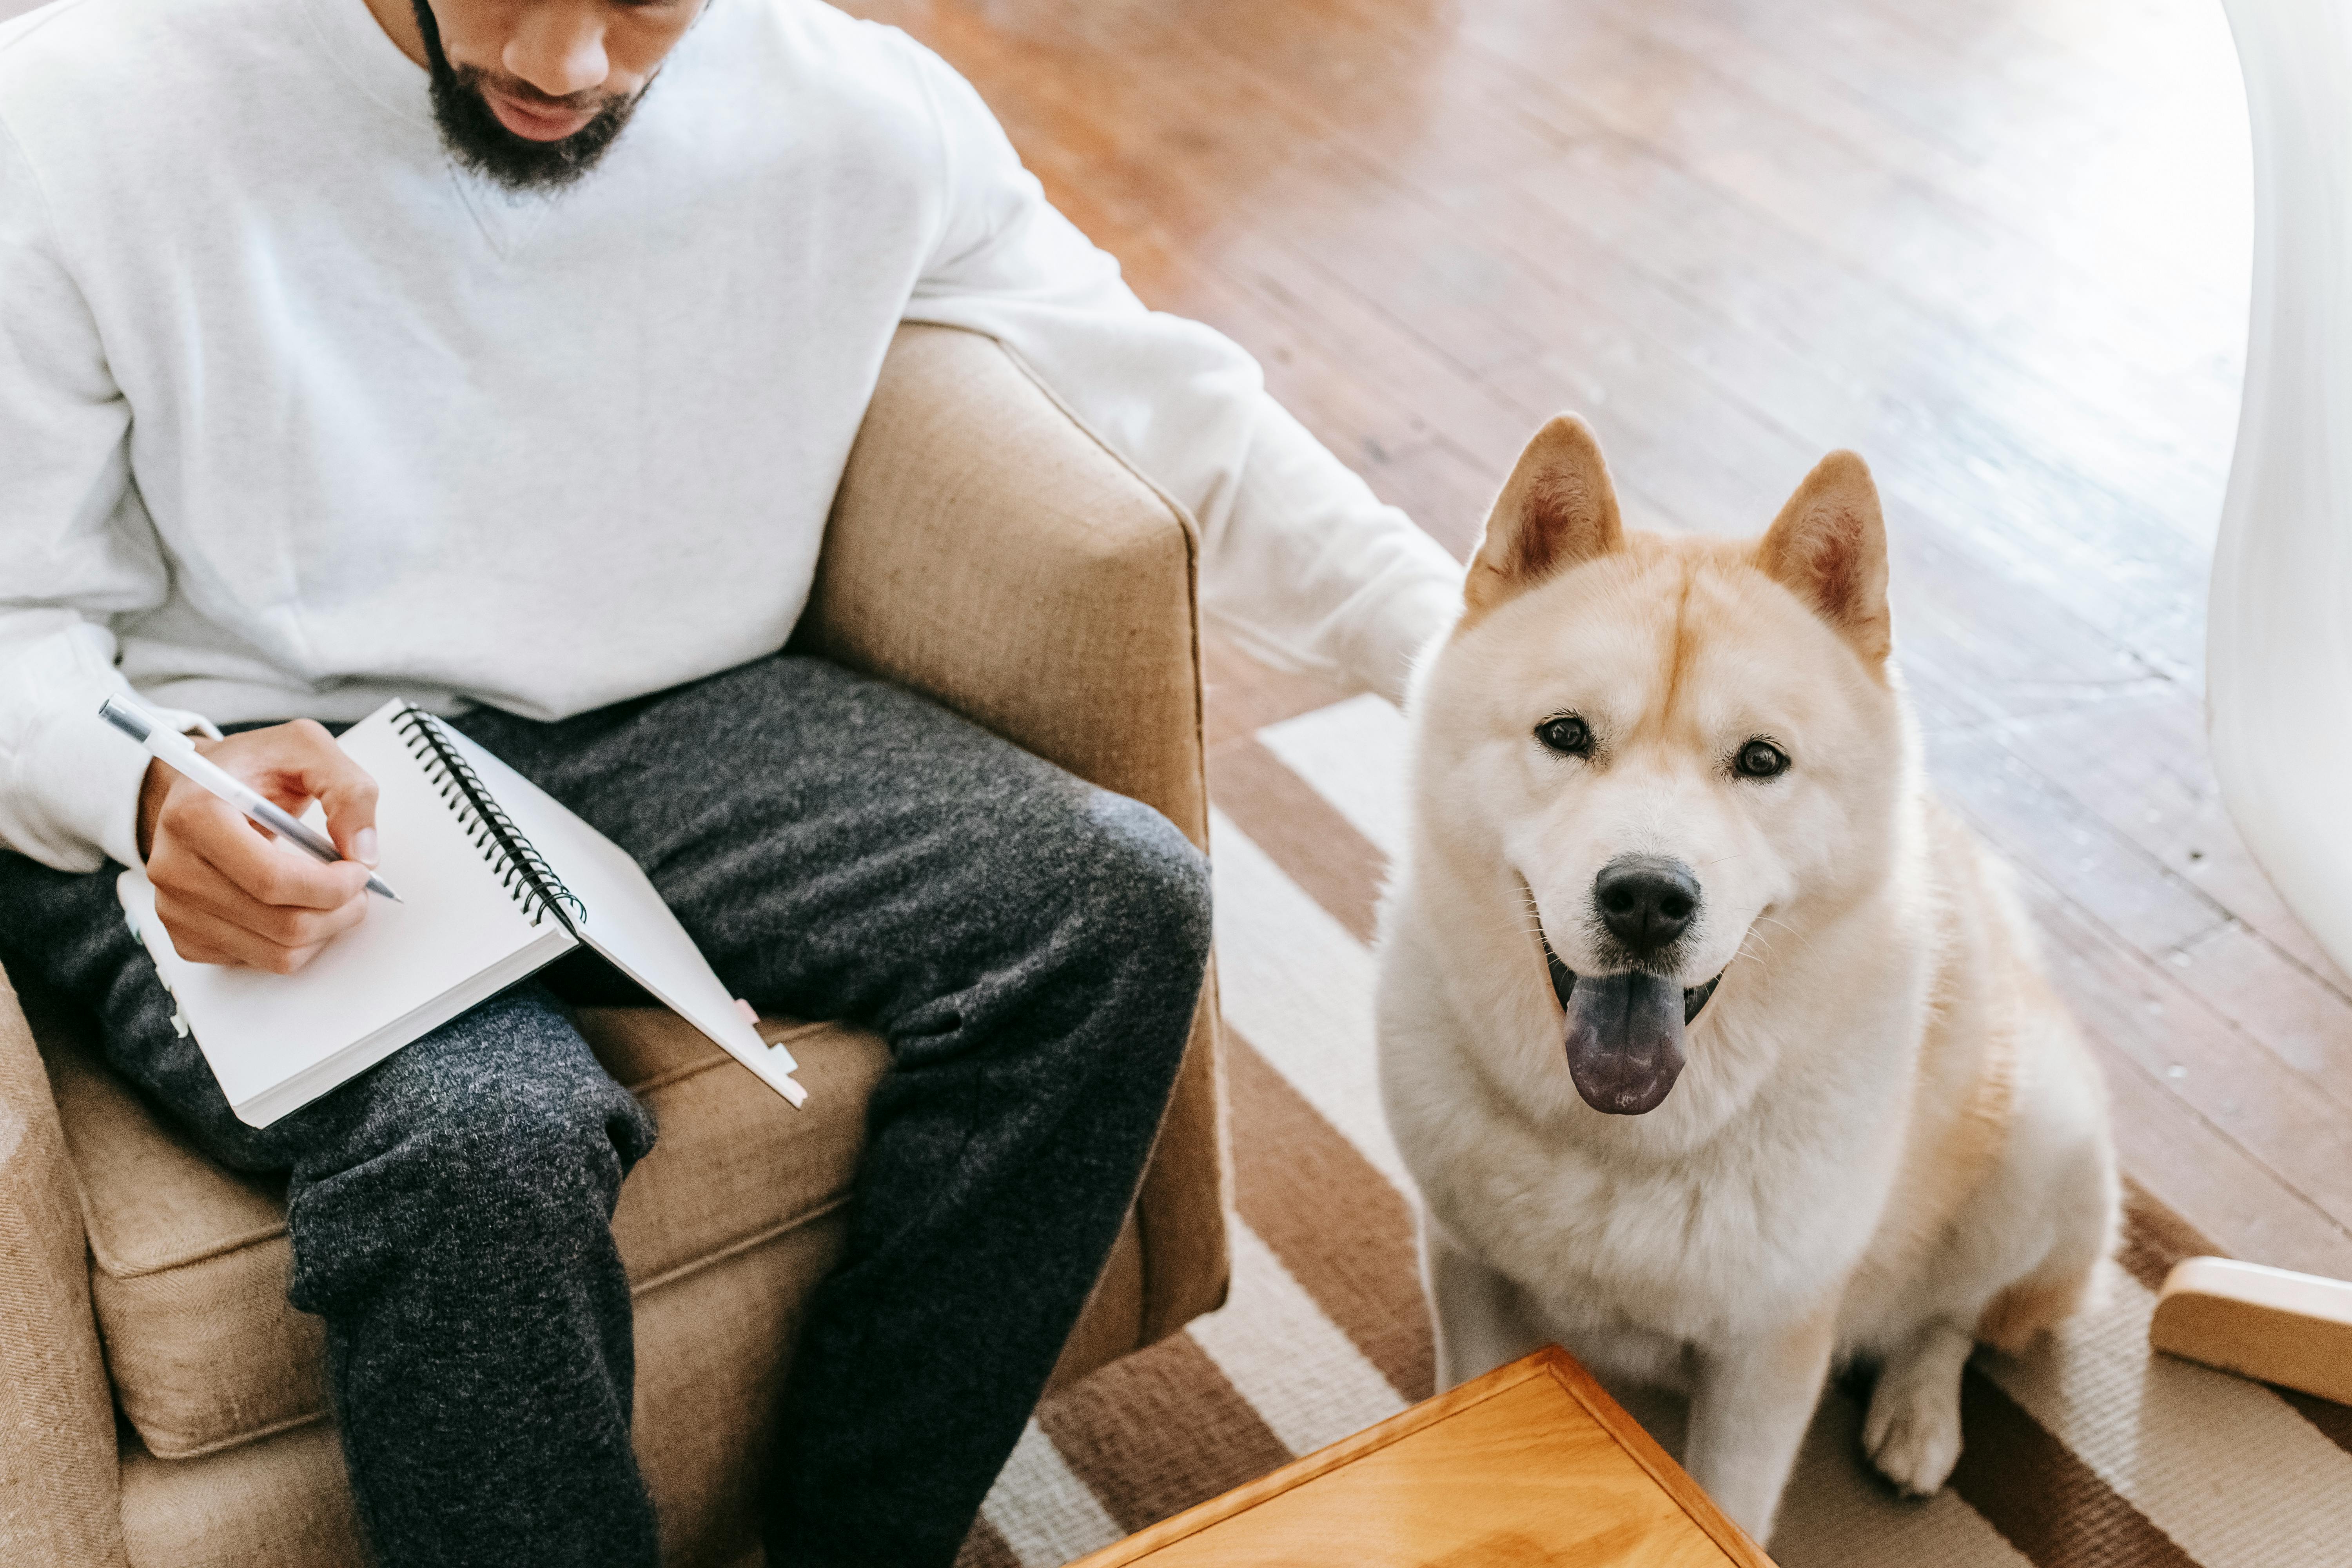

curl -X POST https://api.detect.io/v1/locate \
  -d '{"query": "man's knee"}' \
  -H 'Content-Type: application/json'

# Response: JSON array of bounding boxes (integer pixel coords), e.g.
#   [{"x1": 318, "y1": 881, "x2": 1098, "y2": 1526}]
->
[
  {"x1": 286, "y1": 993, "x2": 650, "y2": 1312},
  {"x1": 1062, "y1": 792, "x2": 1212, "y2": 984},
  {"x1": 423, "y1": 1067, "x2": 648, "y2": 1222},
  {"x1": 1011, "y1": 793, "x2": 1211, "y2": 1102}
]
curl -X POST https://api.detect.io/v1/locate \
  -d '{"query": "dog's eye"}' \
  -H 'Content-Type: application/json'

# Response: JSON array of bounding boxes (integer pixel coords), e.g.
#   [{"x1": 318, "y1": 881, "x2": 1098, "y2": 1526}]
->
[
  {"x1": 1535, "y1": 714, "x2": 1592, "y2": 757},
  {"x1": 1735, "y1": 739, "x2": 1789, "y2": 779}
]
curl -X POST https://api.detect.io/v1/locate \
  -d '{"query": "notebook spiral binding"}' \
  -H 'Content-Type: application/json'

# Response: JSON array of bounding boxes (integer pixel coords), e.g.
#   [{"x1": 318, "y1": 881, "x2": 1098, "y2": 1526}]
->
[{"x1": 392, "y1": 706, "x2": 587, "y2": 931}]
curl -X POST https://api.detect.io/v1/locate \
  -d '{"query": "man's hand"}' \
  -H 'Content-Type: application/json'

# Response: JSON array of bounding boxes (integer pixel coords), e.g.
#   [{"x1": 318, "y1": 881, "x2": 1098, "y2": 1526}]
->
[{"x1": 137, "y1": 720, "x2": 381, "y2": 973}]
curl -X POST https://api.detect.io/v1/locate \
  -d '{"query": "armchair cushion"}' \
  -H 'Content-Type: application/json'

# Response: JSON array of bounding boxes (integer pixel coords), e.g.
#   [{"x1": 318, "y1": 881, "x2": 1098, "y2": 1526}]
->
[{"x1": 47, "y1": 1002, "x2": 892, "y2": 1461}]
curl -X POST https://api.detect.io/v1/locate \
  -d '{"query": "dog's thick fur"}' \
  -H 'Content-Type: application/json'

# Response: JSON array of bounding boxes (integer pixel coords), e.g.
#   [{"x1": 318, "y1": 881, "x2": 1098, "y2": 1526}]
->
[{"x1": 1376, "y1": 417, "x2": 2118, "y2": 1542}]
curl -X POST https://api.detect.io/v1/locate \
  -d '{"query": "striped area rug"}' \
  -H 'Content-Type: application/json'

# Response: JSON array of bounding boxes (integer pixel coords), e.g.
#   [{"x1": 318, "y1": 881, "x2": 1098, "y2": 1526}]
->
[{"x1": 956, "y1": 693, "x2": 2352, "y2": 1568}]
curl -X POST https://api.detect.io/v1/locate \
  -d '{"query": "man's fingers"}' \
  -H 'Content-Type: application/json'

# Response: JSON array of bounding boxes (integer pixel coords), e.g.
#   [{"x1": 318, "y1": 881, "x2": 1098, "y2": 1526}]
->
[
  {"x1": 165, "y1": 791, "x2": 372, "y2": 910},
  {"x1": 154, "y1": 888, "x2": 337, "y2": 974},
  {"x1": 159, "y1": 849, "x2": 369, "y2": 951}
]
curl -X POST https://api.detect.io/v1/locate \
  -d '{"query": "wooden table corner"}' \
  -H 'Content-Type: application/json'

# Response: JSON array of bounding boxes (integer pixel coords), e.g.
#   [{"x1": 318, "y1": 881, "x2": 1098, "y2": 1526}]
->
[{"x1": 1068, "y1": 1346, "x2": 1777, "y2": 1567}]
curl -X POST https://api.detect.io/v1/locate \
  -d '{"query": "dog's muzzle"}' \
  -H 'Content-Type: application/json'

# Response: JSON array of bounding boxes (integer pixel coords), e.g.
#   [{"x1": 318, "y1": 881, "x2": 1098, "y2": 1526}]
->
[{"x1": 1537, "y1": 916, "x2": 1722, "y2": 1117}]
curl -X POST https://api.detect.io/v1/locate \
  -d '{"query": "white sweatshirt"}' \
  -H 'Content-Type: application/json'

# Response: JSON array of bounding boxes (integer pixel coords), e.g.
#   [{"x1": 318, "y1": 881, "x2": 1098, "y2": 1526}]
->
[{"x1": 0, "y1": 0, "x2": 1463, "y2": 874}]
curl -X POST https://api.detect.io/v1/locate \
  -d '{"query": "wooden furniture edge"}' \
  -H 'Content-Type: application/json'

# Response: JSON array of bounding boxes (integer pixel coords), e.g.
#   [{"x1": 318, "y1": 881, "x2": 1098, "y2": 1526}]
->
[
  {"x1": 1062, "y1": 1345, "x2": 1773, "y2": 1567},
  {"x1": 1529, "y1": 1347, "x2": 1775, "y2": 1568},
  {"x1": 1061, "y1": 1352, "x2": 1562, "y2": 1566},
  {"x1": 2151, "y1": 1255, "x2": 2352, "y2": 1405}
]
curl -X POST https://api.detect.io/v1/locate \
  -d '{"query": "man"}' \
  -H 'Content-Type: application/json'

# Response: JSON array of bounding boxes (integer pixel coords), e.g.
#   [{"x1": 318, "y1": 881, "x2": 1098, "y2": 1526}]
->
[{"x1": 0, "y1": 0, "x2": 1460, "y2": 1560}]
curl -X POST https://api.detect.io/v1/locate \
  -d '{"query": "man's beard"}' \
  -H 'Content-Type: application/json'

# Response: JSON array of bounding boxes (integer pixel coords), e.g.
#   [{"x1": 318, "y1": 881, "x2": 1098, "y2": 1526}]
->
[{"x1": 410, "y1": 0, "x2": 648, "y2": 193}]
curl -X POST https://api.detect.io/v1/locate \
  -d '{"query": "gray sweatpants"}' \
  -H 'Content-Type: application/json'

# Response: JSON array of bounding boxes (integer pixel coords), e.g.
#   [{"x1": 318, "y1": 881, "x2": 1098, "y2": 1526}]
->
[{"x1": 0, "y1": 652, "x2": 1212, "y2": 1567}]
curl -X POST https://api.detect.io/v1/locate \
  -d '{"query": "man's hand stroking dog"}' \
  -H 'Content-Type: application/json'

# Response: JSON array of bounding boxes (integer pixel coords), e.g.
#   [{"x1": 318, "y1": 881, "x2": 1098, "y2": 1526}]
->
[{"x1": 1376, "y1": 416, "x2": 2118, "y2": 1544}]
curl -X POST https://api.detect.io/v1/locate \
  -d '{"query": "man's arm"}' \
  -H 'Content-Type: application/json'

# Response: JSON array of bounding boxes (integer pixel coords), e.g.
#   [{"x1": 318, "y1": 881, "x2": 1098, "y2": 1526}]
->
[
  {"x1": 1, "y1": 118, "x2": 376, "y2": 970},
  {"x1": 895, "y1": 48, "x2": 1465, "y2": 706},
  {"x1": 0, "y1": 114, "x2": 198, "y2": 874}
]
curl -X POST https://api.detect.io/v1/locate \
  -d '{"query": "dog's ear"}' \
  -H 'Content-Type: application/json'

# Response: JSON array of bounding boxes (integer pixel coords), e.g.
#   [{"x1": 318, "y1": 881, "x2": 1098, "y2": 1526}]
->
[
  {"x1": 1465, "y1": 415, "x2": 1623, "y2": 615},
  {"x1": 1757, "y1": 451, "x2": 1891, "y2": 664}
]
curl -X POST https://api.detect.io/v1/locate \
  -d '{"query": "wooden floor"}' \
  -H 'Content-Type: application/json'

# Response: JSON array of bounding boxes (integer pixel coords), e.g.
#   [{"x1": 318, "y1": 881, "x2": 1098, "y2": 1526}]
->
[{"x1": 842, "y1": 0, "x2": 2352, "y2": 1279}]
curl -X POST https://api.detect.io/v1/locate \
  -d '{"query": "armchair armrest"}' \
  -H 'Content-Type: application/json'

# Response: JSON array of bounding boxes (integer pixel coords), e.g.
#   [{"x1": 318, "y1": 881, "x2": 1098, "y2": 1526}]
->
[
  {"x1": 803, "y1": 323, "x2": 1228, "y2": 1345},
  {"x1": 808, "y1": 324, "x2": 1209, "y2": 834},
  {"x1": 0, "y1": 966, "x2": 127, "y2": 1567}
]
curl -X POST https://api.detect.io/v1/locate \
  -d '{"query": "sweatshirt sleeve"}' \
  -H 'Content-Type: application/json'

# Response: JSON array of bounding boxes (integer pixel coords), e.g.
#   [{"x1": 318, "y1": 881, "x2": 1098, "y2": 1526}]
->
[
  {"x1": 895, "y1": 47, "x2": 1464, "y2": 706},
  {"x1": 0, "y1": 117, "x2": 212, "y2": 873}
]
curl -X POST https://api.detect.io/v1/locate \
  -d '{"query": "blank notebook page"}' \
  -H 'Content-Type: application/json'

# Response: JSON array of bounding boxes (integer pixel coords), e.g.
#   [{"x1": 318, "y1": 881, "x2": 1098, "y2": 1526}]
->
[{"x1": 128, "y1": 710, "x2": 559, "y2": 1112}]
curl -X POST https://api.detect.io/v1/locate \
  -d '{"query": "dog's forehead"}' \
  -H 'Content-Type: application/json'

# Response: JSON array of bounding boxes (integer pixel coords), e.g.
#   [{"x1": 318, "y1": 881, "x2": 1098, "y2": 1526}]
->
[
  {"x1": 1452, "y1": 545, "x2": 1863, "y2": 726},
  {"x1": 1675, "y1": 566, "x2": 1869, "y2": 717},
  {"x1": 1493, "y1": 550, "x2": 1684, "y2": 665}
]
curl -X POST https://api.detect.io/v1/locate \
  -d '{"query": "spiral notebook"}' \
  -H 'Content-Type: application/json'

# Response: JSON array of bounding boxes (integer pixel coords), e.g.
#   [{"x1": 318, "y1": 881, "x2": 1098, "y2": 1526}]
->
[{"x1": 115, "y1": 699, "x2": 808, "y2": 1127}]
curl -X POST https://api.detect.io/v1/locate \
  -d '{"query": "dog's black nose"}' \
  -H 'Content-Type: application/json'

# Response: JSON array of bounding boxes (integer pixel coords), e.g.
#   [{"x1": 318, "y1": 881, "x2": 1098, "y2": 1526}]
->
[{"x1": 1594, "y1": 856, "x2": 1700, "y2": 954}]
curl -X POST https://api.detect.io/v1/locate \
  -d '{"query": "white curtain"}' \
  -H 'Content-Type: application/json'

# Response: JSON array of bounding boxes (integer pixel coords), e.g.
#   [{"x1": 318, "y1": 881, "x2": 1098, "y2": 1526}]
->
[{"x1": 2209, "y1": 0, "x2": 2352, "y2": 973}]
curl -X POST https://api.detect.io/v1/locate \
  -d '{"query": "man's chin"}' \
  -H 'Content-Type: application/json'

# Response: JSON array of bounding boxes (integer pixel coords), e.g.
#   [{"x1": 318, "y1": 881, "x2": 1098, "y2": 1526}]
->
[
  {"x1": 430, "y1": 76, "x2": 637, "y2": 193},
  {"x1": 410, "y1": 0, "x2": 641, "y2": 192}
]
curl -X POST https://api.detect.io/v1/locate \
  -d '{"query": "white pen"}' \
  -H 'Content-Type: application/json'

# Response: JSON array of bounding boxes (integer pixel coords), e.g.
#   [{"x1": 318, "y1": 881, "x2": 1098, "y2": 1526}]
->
[{"x1": 98, "y1": 695, "x2": 402, "y2": 902}]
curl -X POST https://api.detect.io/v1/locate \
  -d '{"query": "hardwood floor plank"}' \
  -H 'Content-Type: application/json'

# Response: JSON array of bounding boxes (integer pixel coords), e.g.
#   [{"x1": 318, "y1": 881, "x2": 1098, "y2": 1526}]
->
[
  {"x1": 1612, "y1": 1, "x2": 2234, "y2": 334},
  {"x1": 2164, "y1": 921, "x2": 2352, "y2": 1104},
  {"x1": 1481, "y1": 152, "x2": 2214, "y2": 663},
  {"x1": 2020, "y1": 878, "x2": 2352, "y2": 1260},
  {"x1": 1473, "y1": 0, "x2": 2247, "y2": 425},
  {"x1": 1921, "y1": 714, "x2": 2227, "y2": 958},
  {"x1": 1214, "y1": 0, "x2": 2241, "y2": 547},
  {"x1": 1966, "y1": 694, "x2": 2352, "y2": 992},
  {"x1": 2093, "y1": 1027, "x2": 2352, "y2": 1282}
]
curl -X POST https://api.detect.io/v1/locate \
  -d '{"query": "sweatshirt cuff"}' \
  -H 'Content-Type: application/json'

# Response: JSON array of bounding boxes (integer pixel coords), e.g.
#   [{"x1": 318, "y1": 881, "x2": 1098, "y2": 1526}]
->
[
  {"x1": 93, "y1": 701, "x2": 222, "y2": 872},
  {"x1": 33, "y1": 693, "x2": 221, "y2": 873}
]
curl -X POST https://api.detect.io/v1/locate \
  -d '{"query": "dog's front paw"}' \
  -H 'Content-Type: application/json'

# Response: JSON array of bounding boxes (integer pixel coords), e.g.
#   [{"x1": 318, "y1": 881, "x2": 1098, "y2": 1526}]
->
[{"x1": 1862, "y1": 1366, "x2": 1964, "y2": 1496}]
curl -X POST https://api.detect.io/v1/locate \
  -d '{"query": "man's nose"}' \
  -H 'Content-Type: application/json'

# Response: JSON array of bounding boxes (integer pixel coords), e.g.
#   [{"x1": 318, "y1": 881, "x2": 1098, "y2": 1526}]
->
[
  {"x1": 1593, "y1": 855, "x2": 1700, "y2": 955},
  {"x1": 505, "y1": 2, "x2": 610, "y2": 98}
]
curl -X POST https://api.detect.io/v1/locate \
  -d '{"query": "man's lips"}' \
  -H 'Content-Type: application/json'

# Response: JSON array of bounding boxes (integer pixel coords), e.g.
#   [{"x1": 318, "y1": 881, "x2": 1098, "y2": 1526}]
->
[{"x1": 483, "y1": 85, "x2": 599, "y2": 142}]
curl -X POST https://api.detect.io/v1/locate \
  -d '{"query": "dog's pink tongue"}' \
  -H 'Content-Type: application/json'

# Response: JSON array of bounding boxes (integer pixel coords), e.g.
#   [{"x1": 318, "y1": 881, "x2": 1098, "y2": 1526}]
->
[{"x1": 1564, "y1": 971, "x2": 1686, "y2": 1115}]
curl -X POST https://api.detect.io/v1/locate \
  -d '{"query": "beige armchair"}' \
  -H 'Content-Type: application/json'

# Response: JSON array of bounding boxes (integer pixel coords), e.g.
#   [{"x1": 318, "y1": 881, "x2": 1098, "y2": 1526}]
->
[{"x1": 0, "y1": 324, "x2": 1231, "y2": 1568}]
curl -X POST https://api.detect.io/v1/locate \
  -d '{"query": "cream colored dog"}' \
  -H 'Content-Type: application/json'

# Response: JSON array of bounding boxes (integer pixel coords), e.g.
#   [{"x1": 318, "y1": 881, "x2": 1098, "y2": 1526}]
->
[{"x1": 1376, "y1": 416, "x2": 2118, "y2": 1543}]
